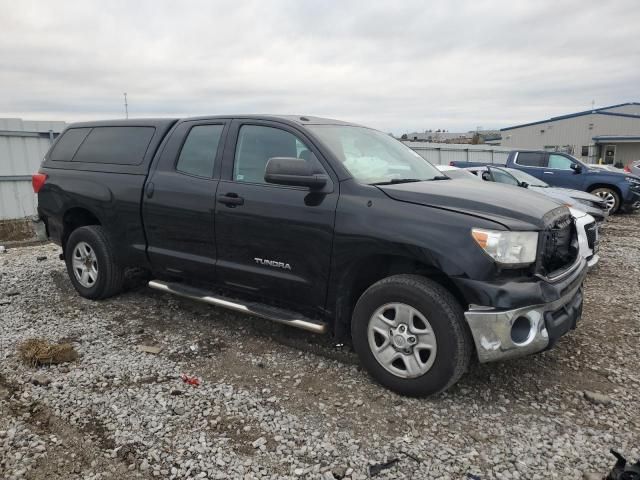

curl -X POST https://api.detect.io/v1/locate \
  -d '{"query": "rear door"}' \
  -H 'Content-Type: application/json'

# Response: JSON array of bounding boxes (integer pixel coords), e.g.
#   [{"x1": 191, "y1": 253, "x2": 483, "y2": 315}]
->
[
  {"x1": 143, "y1": 120, "x2": 228, "y2": 280},
  {"x1": 214, "y1": 120, "x2": 338, "y2": 315},
  {"x1": 511, "y1": 151, "x2": 547, "y2": 180}
]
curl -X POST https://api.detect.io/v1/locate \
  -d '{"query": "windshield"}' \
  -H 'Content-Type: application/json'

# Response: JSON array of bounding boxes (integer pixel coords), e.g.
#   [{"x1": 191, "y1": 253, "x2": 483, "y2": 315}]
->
[
  {"x1": 308, "y1": 125, "x2": 443, "y2": 184},
  {"x1": 443, "y1": 168, "x2": 482, "y2": 181},
  {"x1": 502, "y1": 168, "x2": 549, "y2": 187}
]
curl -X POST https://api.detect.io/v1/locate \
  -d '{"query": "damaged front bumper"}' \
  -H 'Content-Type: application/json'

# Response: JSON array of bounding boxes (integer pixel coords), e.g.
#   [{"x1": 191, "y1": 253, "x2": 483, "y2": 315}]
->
[{"x1": 462, "y1": 258, "x2": 587, "y2": 363}]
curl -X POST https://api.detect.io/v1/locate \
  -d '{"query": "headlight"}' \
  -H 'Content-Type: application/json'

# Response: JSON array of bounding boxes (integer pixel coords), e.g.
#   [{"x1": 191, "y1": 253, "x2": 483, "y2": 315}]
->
[
  {"x1": 625, "y1": 176, "x2": 640, "y2": 186},
  {"x1": 471, "y1": 229, "x2": 538, "y2": 266}
]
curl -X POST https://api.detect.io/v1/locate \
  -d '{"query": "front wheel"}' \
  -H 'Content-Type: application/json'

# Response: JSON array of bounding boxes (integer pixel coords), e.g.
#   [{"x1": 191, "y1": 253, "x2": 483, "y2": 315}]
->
[
  {"x1": 590, "y1": 187, "x2": 620, "y2": 213},
  {"x1": 351, "y1": 274, "x2": 472, "y2": 397}
]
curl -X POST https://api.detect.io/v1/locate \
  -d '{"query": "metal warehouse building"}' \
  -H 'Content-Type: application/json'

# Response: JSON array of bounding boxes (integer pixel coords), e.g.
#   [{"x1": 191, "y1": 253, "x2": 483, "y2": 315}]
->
[
  {"x1": 500, "y1": 102, "x2": 640, "y2": 168},
  {"x1": 1, "y1": 118, "x2": 67, "y2": 220}
]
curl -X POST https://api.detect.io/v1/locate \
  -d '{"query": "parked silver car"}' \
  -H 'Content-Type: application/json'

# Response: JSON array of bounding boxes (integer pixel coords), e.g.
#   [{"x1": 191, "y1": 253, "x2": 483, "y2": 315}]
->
[{"x1": 464, "y1": 165, "x2": 609, "y2": 223}]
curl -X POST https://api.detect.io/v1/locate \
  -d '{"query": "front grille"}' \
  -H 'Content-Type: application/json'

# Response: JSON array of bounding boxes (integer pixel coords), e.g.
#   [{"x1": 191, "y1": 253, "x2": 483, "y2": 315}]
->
[
  {"x1": 584, "y1": 221, "x2": 597, "y2": 250},
  {"x1": 538, "y1": 208, "x2": 579, "y2": 277}
]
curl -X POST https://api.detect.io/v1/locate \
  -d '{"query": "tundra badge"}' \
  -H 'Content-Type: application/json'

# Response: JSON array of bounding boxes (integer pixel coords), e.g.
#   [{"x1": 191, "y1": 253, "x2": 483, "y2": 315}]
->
[{"x1": 254, "y1": 258, "x2": 292, "y2": 270}]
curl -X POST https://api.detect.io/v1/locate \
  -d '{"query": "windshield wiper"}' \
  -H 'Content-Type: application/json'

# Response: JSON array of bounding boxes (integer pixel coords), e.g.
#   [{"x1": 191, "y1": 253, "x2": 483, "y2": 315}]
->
[
  {"x1": 431, "y1": 175, "x2": 450, "y2": 180},
  {"x1": 370, "y1": 178, "x2": 424, "y2": 185}
]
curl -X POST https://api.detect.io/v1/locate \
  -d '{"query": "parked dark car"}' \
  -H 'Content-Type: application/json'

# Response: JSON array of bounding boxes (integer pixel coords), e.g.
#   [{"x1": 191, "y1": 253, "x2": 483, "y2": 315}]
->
[
  {"x1": 35, "y1": 116, "x2": 588, "y2": 396},
  {"x1": 451, "y1": 150, "x2": 640, "y2": 213}
]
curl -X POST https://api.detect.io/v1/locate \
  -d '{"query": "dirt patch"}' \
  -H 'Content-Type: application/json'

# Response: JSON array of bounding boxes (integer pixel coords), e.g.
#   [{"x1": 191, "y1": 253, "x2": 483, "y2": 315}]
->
[{"x1": 0, "y1": 218, "x2": 36, "y2": 242}]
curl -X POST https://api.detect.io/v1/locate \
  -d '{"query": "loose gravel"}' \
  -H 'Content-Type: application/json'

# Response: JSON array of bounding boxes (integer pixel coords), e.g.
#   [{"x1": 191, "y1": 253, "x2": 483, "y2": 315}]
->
[{"x1": 1, "y1": 214, "x2": 639, "y2": 480}]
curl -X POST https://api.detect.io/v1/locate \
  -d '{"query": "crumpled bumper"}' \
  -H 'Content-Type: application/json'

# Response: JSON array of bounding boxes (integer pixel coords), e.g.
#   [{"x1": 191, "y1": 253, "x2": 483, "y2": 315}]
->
[{"x1": 463, "y1": 263, "x2": 585, "y2": 363}]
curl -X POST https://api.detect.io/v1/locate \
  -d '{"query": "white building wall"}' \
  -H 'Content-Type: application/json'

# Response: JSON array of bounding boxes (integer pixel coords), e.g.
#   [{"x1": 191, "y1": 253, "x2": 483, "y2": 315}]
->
[
  {"x1": 600, "y1": 104, "x2": 640, "y2": 116},
  {"x1": 500, "y1": 113, "x2": 640, "y2": 162},
  {"x1": 0, "y1": 118, "x2": 67, "y2": 220}
]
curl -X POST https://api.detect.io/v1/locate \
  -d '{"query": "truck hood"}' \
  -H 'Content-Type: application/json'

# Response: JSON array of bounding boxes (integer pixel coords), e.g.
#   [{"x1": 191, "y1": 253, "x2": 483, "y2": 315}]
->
[
  {"x1": 587, "y1": 166, "x2": 640, "y2": 181},
  {"x1": 378, "y1": 179, "x2": 562, "y2": 230}
]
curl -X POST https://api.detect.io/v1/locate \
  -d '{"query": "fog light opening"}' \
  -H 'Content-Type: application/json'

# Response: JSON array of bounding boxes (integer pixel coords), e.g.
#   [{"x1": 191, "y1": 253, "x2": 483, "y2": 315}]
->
[{"x1": 511, "y1": 316, "x2": 533, "y2": 345}]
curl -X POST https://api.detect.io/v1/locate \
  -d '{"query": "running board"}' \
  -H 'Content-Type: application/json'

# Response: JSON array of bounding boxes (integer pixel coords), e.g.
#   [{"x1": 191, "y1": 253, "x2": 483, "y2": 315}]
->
[{"x1": 147, "y1": 280, "x2": 328, "y2": 334}]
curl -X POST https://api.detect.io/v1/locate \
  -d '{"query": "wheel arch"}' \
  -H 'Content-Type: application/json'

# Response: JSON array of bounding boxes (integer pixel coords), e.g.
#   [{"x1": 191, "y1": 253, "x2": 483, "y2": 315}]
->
[
  {"x1": 332, "y1": 254, "x2": 467, "y2": 339},
  {"x1": 587, "y1": 183, "x2": 622, "y2": 199},
  {"x1": 61, "y1": 207, "x2": 102, "y2": 253}
]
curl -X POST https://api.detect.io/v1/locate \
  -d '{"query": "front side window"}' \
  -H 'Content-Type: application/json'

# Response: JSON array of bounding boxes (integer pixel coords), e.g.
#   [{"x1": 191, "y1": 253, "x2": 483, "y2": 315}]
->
[
  {"x1": 490, "y1": 168, "x2": 520, "y2": 186},
  {"x1": 234, "y1": 125, "x2": 316, "y2": 184},
  {"x1": 176, "y1": 125, "x2": 224, "y2": 177},
  {"x1": 308, "y1": 125, "x2": 441, "y2": 184},
  {"x1": 547, "y1": 154, "x2": 574, "y2": 170},
  {"x1": 515, "y1": 152, "x2": 546, "y2": 167},
  {"x1": 504, "y1": 168, "x2": 549, "y2": 187}
]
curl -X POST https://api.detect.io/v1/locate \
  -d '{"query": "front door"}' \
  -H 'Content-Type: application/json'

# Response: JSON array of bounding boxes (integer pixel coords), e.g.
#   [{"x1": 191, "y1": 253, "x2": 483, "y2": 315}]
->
[
  {"x1": 214, "y1": 120, "x2": 338, "y2": 314},
  {"x1": 604, "y1": 145, "x2": 616, "y2": 165},
  {"x1": 543, "y1": 153, "x2": 583, "y2": 189},
  {"x1": 143, "y1": 121, "x2": 228, "y2": 280}
]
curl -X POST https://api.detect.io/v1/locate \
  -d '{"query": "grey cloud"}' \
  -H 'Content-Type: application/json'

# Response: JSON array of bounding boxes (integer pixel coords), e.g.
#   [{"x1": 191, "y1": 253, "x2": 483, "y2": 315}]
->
[{"x1": 0, "y1": 0, "x2": 638, "y2": 133}]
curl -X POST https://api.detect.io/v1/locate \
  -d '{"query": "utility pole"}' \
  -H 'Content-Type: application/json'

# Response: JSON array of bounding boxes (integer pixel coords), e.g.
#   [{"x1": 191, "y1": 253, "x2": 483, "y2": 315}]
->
[{"x1": 124, "y1": 93, "x2": 129, "y2": 119}]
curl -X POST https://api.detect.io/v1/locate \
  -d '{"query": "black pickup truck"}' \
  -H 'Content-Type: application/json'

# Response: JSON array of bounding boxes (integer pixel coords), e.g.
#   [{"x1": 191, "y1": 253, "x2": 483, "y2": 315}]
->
[{"x1": 35, "y1": 115, "x2": 588, "y2": 396}]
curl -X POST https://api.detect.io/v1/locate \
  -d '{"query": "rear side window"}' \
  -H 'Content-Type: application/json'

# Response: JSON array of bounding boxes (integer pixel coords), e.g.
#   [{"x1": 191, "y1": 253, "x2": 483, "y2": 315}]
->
[
  {"x1": 176, "y1": 125, "x2": 224, "y2": 177},
  {"x1": 515, "y1": 152, "x2": 546, "y2": 167},
  {"x1": 50, "y1": 128, "x2": 91, "y2": 161},
  {"x1": 73, "y1": 127, "x2": 155, "y2": 165}
]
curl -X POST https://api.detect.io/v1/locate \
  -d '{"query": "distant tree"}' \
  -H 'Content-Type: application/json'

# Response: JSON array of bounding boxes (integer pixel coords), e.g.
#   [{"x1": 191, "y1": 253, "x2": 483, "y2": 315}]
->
[{"x1": 401, "y1": 134, "x2": 408, "y2": 140}]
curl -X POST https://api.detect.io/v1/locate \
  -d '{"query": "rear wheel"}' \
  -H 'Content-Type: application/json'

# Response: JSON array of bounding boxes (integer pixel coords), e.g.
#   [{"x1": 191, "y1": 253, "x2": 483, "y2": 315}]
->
[
  {"x1": 351, "y1": 274, "x2": 472, "y2": 397},
  {"x1": 590, "y1": 187, "x2": 620, "y2": 213},
  {"x1": 65, "y1": 226, "x2": 124, "y2": 299}
]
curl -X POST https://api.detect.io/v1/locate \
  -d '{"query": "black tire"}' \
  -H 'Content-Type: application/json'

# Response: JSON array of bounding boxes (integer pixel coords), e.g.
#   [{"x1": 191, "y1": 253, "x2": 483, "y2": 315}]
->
[
  {"x1": 351, "y1": 274, "x2": 472, "y2": 397},
  {"x1": 590, "y1": 187, "x2": 620, "y2": 214},
  {"x1": 65, "y1": 225, "x2": 124, "y2": 300}
]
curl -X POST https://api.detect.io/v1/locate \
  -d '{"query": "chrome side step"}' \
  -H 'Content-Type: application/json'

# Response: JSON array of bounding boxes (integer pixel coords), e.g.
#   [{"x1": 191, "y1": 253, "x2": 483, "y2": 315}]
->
[{"x1": 148, "y1": 280, "x2": 328, "y2": 334}]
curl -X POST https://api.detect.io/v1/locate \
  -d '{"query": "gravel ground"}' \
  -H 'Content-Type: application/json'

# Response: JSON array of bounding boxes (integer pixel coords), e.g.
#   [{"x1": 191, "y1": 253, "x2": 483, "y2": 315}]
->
[{"x1": 1, "y1": 214, "x2": 639, "y2": 480}]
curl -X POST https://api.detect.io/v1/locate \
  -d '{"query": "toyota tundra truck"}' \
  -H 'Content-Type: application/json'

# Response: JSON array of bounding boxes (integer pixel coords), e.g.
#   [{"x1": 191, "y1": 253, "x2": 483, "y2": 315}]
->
[{"x1": 34, "y1": 116, "x2": 588, "y2": 396}]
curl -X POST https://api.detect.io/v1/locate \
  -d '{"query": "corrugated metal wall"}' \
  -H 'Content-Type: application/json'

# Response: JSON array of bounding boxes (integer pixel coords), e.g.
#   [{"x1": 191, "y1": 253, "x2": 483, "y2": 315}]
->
[
  {"x1": 0, "y1": 118, "x2": 67, "y2": 220},
  {"x1": 500, "y1": 112, "x2": 640, "y2": 163},
  {"x1": 405, "y1": 142, "x2": 511, "y2": 165}
]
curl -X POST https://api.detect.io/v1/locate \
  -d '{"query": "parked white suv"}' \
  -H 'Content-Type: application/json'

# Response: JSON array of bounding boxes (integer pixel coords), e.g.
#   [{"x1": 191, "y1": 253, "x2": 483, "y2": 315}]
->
[{"x1": 570, "y1": 207, "x2": 599, "y2": 269}]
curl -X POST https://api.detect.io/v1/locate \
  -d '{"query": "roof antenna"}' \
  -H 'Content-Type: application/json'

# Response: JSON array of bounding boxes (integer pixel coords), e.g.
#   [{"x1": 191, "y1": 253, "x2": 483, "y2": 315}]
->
[
  {"x1": 124, "y1": 92, "x2": 129, "y2": 119},
  {"x1": 591, "y1": 99, "x2": 595, "y2": 112}
]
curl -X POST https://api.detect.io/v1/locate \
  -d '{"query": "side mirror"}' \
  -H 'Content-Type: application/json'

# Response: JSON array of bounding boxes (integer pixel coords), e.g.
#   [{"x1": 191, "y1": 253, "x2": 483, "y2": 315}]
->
[
  {"x1": 519, "y1": 181, "x2": 529, "y2": 188},
  {"x1": 264, "y1": 157, "x2": 328, "y2": 189},
  {"x1": 570, "y1": 163, "x2": 582, "y2": 174}
]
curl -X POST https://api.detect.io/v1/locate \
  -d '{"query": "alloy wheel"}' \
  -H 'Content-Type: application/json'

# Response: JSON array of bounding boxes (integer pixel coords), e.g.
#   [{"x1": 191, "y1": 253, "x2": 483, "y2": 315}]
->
[{"x1": 367, "y1": 302, "x2": 438, "y2": 378}]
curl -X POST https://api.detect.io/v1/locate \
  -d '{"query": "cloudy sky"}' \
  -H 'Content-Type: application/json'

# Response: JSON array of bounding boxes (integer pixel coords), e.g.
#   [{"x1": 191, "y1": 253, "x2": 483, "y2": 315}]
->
[{"x1": 0, "y1": 0, "x2": 638, "y2": 134}]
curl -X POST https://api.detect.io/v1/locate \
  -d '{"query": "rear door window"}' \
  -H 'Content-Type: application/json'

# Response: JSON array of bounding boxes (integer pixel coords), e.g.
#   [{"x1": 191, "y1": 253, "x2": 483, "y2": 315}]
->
[
  {"x1": 50, "y1": 128, "x2": 91, "y2": 161},
  {"x1": 176, "y1": 125, "x2": 224, "y2": 177},
  {"x1": 72, "y1": 127, "x2": 155, "y2": 165},
  {"x1": 515, "y1": 152, "x2": 547, "y2": 167}
]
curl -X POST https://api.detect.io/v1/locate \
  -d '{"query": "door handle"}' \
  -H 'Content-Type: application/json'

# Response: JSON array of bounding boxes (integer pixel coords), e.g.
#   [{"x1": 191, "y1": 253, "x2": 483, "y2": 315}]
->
[
  {"x1": 145, "y1": 182, "x2": 155, "y2": 198},
  {"x1": 543, "y1": 171, "x2": 554, "y2": 174},
  {"x1": 217, "y1": 193, "x2": 244, "y2": 206}
]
